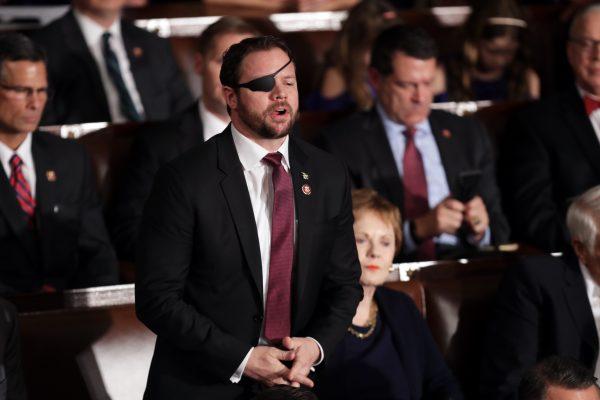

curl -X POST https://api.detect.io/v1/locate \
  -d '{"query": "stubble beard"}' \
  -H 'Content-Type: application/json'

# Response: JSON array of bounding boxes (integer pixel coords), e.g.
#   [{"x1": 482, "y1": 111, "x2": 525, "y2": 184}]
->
[{"x1": 237, "y1": 101, "x2": 298, "y2": 140}]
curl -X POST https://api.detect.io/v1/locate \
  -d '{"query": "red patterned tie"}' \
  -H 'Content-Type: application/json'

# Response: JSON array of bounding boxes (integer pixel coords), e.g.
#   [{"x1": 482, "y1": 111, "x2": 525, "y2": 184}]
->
[
  {"x1": 402, "y1": 128, "x2": 435, "y2": 260},
  {"x1": 262, "y1": 152, "x2": 294, "y2": 342},
  {"x1": 9, "y1": 154, "x2": 36, "y2": 225},
  {"x1": 584, "y1": 95, "x2": 600, "y2": 116}
]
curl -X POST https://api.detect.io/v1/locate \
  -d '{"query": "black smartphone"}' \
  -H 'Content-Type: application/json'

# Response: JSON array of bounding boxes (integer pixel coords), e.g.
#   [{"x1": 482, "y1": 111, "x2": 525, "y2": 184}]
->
[{"x1": 455, "y1": 170, "x2": 482, "y2": 203}]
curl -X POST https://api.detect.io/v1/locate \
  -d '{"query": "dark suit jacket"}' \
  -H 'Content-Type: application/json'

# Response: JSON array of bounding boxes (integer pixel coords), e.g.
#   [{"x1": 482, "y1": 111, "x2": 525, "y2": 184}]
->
[
  {"x1": 0, "y1": 299, "x2": 26, "y2": 400},
  {"x1": 498, "y1": 86, "x2": 600, "y2": 252},
  {"x1": 316, "y1": 287, "x2": 463, "y2": 400},
  {"x1": 0, "y1": 132, "x2": 118, "y2": 294},
  {"x1": 321, "y1": 109, "x2": 509, "y2": 250},
  {"x1": 110, "y1": 102, "x2": 203, "y2": 261},
  {"x1": 30, "y1": 10, "x2": 193, "y2": 125},
  {"x1": 479, "y1": 253, "x2": 597, "y2": 399},
  {"x1": 136, "y1": 127, "x2": 363, "y2": 399}
]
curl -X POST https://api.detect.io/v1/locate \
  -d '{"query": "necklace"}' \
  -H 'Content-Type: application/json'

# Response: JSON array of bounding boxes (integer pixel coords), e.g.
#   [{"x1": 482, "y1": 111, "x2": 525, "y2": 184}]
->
[{"x1": 347, "y1": 301, "x2": 378, "y2": 340}]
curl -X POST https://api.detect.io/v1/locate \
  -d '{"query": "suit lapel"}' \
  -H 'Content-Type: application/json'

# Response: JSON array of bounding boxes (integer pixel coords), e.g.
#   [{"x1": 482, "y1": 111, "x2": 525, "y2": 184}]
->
[
  {"x1": 561, "y1": 87, "x2": 600, "y2": 177},
  {"x1": 61, "y1": 11, "x2": 110, "y2": 119},
  {"x1": 289, "y1": 138, "x2": 313, "y2": 317},
  {"x1": 563, "y1": 256, "x2": 599, "y2": 356},
  {"x1": 429, "y1": 111, "x2": 460, "y2": 195},
  {"x1": 361, "y1": 110, "x2": 405, "y2": 208},
  {"x1": 32, "y1": 134, "x2": 56, "y2": 229},
  {"x1": 122, "y1": 22, "x2": 153, "y2": 116},
  {"x1": 217, "y1": 128, "x2": 263, "y2": 299}
]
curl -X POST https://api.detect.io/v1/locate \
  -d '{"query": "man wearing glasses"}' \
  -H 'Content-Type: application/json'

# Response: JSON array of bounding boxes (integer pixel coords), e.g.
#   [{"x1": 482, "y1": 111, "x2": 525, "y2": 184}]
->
[
  {"x1": 499, "y1": 3, "x2": 600, "y2": 253},
  {"x1": 0, "y1": 33, "x2": 117, "y2": 294}
]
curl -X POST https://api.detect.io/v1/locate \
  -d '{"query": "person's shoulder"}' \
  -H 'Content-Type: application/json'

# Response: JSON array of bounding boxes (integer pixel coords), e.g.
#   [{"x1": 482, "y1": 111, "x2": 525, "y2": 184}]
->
[
  {"x1": 34, "y1": 131, "x2": 85, "y2": 155},
  {"x1": 505, "y1": 254, "x2": 569, "y2": 288},
  {"x1": 121, "y1": 18, "x2": 168, "y2": 45},
  {"x1": 322, "y1": 110, "x2": 376, "y2": 142},
  {"x1": 377, "y1": 286, "x2": 420, "y2": 314},
  {"x1": 292, "y1": 136, "x2": 347, "y2": 181},
  {"x1": 29, "y1": 11, "x2": 71, "y2": 44}
]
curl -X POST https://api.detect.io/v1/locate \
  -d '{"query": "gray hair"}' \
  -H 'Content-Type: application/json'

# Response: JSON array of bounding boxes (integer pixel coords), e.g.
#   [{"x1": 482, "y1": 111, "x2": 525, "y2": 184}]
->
[
  {"x1": 569, "y1": 3, "x2": 600, "y2": 38},
  {"x1": 566, "y1": 185, "x2": 600, "y2": 252}
]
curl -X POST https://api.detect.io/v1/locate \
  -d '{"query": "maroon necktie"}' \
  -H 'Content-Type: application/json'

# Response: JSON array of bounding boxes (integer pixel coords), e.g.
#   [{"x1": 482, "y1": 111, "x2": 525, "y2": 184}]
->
[
  {"x1": 9, "y1": 155, "x2": 36, "y2": 225},
  {"x1": 402, "y1": 128, "x2": 435, "y2": 260},
  {"x1": 262, "y1": 152, "x2": 294, "y2": 342},
  {"x1": 584, "y1": 95, "x2": 600, "y2": 116}
]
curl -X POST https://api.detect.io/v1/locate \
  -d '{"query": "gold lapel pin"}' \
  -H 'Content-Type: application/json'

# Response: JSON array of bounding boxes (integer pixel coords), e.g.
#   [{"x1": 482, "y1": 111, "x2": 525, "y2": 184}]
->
[
  {"x1": 442, "y1": 129, "x2": 452, "y2": 139},
  {"x1": 302, "y1": 184, "x2": 312, "y2": 196},
  {"x1": 301, "y1": 172, "x2": 309, "y2": 180},
  {"x1": 46, "y1": 170, "x2": 56, "y2": 182},
  {"x1": 133, "y1": 47, "x2": 143, "y2": 58}
]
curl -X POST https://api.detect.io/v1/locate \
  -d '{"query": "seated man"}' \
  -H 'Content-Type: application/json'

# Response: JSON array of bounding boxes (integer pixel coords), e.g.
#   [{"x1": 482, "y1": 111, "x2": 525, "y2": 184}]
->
[
  {"x1": 30, "y1": 0, "x2": 193, "y2": 124},
  {"x1": 0, "y1": 298, "x2": 26, "y2": 400},
  {"x1": 110, "y1": 17, "x2": 258, "y2": 261},
  {"x1": 519, "y1": 356, "x2": 600, "y2": 400},
  {"x1": 322, "y1": 24, "x2": 509, "y2": 260},
  {"x1": 480, "y1": 185, "x2": 600, "y2": 399},
  {"x1": 0, "y1": 33, "x2": 118, "y2": 294},
  {"x1": 499, "y1": 4, "x2": 600, "y2": 253}
]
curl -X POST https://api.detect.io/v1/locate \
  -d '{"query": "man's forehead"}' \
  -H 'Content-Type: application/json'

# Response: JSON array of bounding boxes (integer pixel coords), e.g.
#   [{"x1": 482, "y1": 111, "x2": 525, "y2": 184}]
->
[
  {"x1": 1, "y1": 61, "x2": 47, "y2": 84},
  {"x1": 240, "y1": 49, "x2": 295, "y2": 80},
  {"x1": 572, "y1": 10, "x2": 600, "y2": 37}
]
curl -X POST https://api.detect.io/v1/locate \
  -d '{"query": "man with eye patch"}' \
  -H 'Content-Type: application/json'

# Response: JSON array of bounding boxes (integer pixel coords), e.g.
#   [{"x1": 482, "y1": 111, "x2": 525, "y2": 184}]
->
[
  {"x1": 322, "y1": 24, "x2": 509, "y2": 260},
  {"x1": 0, "y1": 33, "x2": 117, "y2": 294},
  {"x1": 136, "y1": 36, "x2": 362, "y2": 399}
]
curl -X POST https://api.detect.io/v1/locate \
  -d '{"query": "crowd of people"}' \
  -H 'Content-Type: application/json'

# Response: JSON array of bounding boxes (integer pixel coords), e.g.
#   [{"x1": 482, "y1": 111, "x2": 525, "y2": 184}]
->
[{"x1": 0, "y1": 0, "x2": 600, "y2": 398}]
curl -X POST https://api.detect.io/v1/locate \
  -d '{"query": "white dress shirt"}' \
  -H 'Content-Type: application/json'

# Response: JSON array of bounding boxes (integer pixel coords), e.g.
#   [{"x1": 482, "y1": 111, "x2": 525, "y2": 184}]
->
[
  {"x1": 580, "y1": 262, "x2": 600, "y2": 378},
  {"x1": 0, "y1": 133, "x2": 36, "y2": 198},
  {"x1": 577, "y1": 86, "x2": 600, "y2": 144},
  {"x1": 73, "y1": 10, "x2": 145, "y2": 123},
  {"x1": 199, "y1": 99, "x2": 228, "y2": 142},
  {"x1": 229, "y1": 124, "x2": 323, "y2": 383}
]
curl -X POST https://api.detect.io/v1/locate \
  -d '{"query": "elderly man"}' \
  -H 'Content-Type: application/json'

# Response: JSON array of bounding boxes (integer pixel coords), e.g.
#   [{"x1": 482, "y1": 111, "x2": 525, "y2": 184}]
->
[
  {"x1": 30, "y1": 0, "x2": 193, "y2": 124},
  {"x1": 0, "y1": 33, "x2": 117, "y2": 294},
  {"x1": 322, "y1": 24, "x2": 509, "y2": 260},
  {"x1": 135, "y1": 36, "x2": 362, "y2": 399},
  {"x1": 481, "y1": 185, "x2": 600, "y2": 399},
  {"x1": 111, "y1": 16, "x2": 258, "y2": 261},
  {"x1": 499, "y1": 3, "x2": 600, "y2": 253}
]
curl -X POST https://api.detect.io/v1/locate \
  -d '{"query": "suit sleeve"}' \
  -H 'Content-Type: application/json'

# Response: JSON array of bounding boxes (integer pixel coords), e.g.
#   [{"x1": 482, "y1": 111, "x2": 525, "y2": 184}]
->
[
  {"x1": 470, "y1": 117, "x2": 510, "y2": 245},
  {"x1": 479, "y1": 262, "x2": 542, "y2": 400},
  {"x1": 299, "y1": 161, "x2": 363, "y2": 360},
  {"x1": 72, "y1": 146, "x2": 119, "y2": 287},
  {"x1": 135, "y1": 165, "x2": 251, "y2": 381},
  {"x1": 0, "y1": 299, "x2": 27, "y2": 400},
  {"x1": 110, "y1": 133, "x2": 160, "y2": 261},
  {"x1": 498, "y1": 113, "x2": 568, "y2": 252}
]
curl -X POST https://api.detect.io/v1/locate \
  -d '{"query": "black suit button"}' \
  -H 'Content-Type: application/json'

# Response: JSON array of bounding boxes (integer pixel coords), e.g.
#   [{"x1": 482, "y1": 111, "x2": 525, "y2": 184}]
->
[{"x1": 253, "y1": 315, "x2": 263, "y2": 323}]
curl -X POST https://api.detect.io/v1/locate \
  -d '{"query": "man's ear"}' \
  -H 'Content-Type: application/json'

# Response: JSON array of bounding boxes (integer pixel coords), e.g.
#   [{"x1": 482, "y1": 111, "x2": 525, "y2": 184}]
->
[
  {"x1": 572, "y1": 239, "x2": 589, "y2": 265},
  {"x1": 368, "y1": 67, "x2": 381, "y2": 92},
  {"x1": 194, "y1": 52, "x2": 203, "y2": 76},
  {"x1": 222, "y1": 86, "x2": 238, "y2": 111}
]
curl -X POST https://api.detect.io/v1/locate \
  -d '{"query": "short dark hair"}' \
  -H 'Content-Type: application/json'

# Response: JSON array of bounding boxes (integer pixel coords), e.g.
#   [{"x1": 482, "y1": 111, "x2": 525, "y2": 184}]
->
[
  {"x1": 253, "y1": 385, "x2": 318, "y2": 400},
  {"x1": 197, "y1": 16, "x2": 259, "y2": 56},
  {"x1": 0, "y1": 33, "x2": 46, "y2": 79},
  {"x1": 370, "y1": 24, "x2": 438, "y2": 76},
  {"x1": 219, "y1": 35, "x2": 294, "y2": 88},
  {"x1": 519, "y1": 356, "x2": 599, "y2": 400}
]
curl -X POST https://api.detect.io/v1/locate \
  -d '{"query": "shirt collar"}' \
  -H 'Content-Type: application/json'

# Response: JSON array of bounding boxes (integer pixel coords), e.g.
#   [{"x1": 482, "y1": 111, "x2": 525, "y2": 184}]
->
[
  {"x1": 0, "y1": 133, "x2": 34, "y2": 171},
  {"x1": 580, "y1": 261, "x2": 600, "y2": 300},
  {"x1": 230, "y1": 123, "x2": 290, "y2": 172},
  {"x1": 199, "y1": 99, "x2": 229, "y2": 141},
  {"x1": 73, "y1": 8, "x2": 122, "y2": 47},
  {"x1": 375, "y1": 102, "x2": 432, "y2": 138}
]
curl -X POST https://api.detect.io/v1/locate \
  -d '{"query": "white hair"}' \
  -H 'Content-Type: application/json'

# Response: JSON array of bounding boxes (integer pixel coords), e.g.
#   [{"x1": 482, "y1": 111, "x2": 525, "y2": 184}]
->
[
  {"x1": 566, "y1": 186, "x2": 600, "y2": 252},
  {"x1": 569, "y1": 3, "x2": 600, "y2": 37}
]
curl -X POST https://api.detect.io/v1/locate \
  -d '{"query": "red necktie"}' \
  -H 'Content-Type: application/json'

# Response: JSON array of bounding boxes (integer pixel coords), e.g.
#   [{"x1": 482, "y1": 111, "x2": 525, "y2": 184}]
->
[
  {"x1": 402, "y1": 128, "x2": 435, "y2": 260},
  {"x1": 262, "y1": 152, "x2": 294, "y2": 343},
  {"x1": 584, "y1": 95, "x2": 600, "y2": 116},
  {"x1": 9, "y1": 154, "x2": 36, "y2": 225}
]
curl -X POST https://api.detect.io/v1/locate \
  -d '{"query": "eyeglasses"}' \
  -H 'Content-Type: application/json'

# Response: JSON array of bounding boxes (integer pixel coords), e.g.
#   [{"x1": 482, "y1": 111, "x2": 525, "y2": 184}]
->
[
  {"x1": 569, "y1": 37, "x2": 600, "y2": 53},
  {"x1": 0, "y1": 83, "x2": 51, "y2": 100}
]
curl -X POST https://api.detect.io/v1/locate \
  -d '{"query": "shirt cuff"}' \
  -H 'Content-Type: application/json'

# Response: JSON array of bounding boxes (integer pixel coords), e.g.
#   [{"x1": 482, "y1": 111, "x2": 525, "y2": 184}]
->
[
  {"x1": 468, "y1": 227, "x2": 491, "y2": 246},
  {"x1": 306, "y1": 337, "x2": 324, "y2": 366},
  {"x1": 230, "y1": 347, "x2": 253, "y2": 383}
]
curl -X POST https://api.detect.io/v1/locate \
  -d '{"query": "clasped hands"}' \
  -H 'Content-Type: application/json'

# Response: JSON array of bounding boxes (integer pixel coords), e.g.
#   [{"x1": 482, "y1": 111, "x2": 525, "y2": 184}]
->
[
  {"x1": 413, "y1": 195, "x2": 489, "y2": 242},
  {"x1": 243, "y1": 336, "x2": 320, "y2": 388}
]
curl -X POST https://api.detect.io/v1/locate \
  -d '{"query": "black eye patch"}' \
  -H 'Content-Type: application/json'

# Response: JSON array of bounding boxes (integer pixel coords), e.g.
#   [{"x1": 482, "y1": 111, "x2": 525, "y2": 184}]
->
[{"x1": 235, "y1": 59, "x2": 292, "y2": 92}]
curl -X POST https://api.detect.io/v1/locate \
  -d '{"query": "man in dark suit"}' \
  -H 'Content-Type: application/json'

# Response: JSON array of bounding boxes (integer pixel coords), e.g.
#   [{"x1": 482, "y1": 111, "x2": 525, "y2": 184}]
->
[
  {"x1": 0, "y1": 33, "x2": 118, "y2": 294},
  {"x1": 29, "y1": 0, "x2": 193, "y2": 125},
  {"x1": 110, "y1": 16, "x2": 258, "y2": 261},
  {"x1": 499, "y1": 4, "x2": 600, "y2": 253},
  {"x1": 135, "y1": 36, "x2": 362, "y2": 399},
  {"x1": 0, "y1": 298, "x2": 26, "y2": 400},
  {"x1": 480, "y1": 185, "x2": 600, "y2": 399},
  {"x1": 322, "y1": 25, "x2": 509, "y2": 259}
]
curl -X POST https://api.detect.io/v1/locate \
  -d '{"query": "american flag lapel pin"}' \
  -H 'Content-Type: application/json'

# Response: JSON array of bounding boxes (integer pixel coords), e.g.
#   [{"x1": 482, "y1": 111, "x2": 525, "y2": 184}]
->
[
  {"x1": 133, "y1": 47, "x2": 143, "y2": 58},
  {"x1": 301, "y1": 171, "x2": 309, "y2": 180},
  {"x1": 46, "y1": 170, "x2": 56, "y2": 182},
  {"x1": 442, "y1": 129, "x2": 452, "y2": 139}
]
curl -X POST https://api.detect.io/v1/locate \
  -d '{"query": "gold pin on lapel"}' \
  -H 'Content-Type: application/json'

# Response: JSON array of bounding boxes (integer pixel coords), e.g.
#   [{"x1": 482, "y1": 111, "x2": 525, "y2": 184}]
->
[
  {"x1": 133, "y1": 47, "x2": 143, "y2": 58},
  {"x1": 442, "y1": 129, "x2": 452, "y2": 139},
  {"x1": 46, "y1": 170, "x2": 56, "y2": 182},
  {"x1": 301, "y1": 172, "x2": 309, "y2": 180},
  {"x1": 302, "y1": 184, "x2": 312, "y2": 196}
]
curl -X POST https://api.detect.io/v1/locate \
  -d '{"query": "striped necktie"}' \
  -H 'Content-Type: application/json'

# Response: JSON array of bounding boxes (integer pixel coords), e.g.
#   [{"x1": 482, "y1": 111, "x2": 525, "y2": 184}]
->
[{"x1": 9, "y1": 154, "x2": 36, "y2": 225}]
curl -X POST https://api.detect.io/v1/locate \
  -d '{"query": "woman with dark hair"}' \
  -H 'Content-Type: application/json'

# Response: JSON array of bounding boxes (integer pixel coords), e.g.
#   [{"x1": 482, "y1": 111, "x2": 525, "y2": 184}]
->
[
  {"x1": 445, "y1": 0, "x2": 540, "y2": 102},
  {"x1": 315, "y1": 189, "x2": 463, "y2": 400}
]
